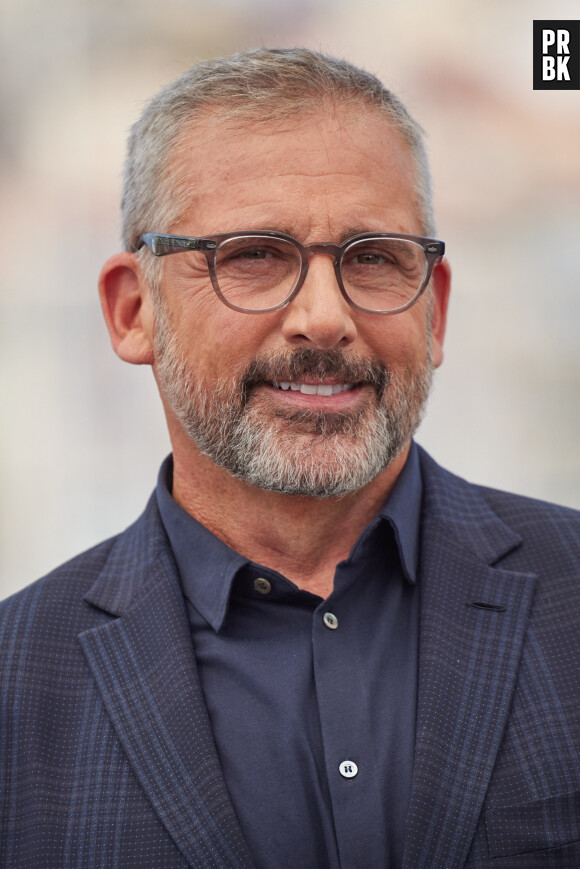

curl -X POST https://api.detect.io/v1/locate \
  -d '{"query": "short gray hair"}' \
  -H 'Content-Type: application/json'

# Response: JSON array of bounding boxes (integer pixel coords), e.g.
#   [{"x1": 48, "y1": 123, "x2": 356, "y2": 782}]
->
[{"x1": 122, "y1": 47, "x2": 435, "y2": 262}]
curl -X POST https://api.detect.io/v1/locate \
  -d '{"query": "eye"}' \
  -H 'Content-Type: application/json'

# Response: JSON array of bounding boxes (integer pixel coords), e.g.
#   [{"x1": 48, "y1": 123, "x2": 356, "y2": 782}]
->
[
  {"x1": 350, "y1": 251, "x2": 393, "y2": 266},
  {"x1": 217, "y1": 241, "x2": 288, "y2": 264},
  {"x1": 237, "y1": 247, "x2": 275, "y2": 260},
  {"x1": 343, "y1": 239, "x2": 422, "y2": 274}
]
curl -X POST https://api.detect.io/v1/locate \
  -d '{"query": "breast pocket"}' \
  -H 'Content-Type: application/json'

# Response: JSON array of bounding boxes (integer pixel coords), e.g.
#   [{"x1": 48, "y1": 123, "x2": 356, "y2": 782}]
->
[{"x1": 485, "y1": 789, "x2": 580, "y2": 858}]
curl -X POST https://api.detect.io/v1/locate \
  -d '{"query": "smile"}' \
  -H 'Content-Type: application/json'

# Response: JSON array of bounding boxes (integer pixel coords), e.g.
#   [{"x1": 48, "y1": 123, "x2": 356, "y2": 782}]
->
[{"x1": 271, "y1": 382, "x2": 355, "y2": 396}]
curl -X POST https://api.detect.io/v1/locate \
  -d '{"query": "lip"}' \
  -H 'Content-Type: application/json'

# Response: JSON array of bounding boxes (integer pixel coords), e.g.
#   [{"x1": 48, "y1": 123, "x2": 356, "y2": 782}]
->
[
  {"x1": 260, "y1": 382, "x2": 370, "y2": 410},
  {"x1": 272, "y1": 380, "x2": 354, "y2": 396},
  {"x1": 274, "y1": 379, "x2": 346, "y2": 386}
]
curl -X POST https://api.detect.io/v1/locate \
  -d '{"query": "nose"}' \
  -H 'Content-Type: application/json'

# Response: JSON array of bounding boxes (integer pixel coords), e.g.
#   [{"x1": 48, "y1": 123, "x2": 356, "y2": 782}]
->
[{"x1": 280, "y1": 253, "x2": 357, "y2": 350}]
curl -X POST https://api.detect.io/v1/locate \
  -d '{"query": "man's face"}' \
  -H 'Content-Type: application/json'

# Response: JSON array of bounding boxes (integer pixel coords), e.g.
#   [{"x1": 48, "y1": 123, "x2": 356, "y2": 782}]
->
[{"x1": 151, "y1": 106, "x2": 447, "y2": 497}]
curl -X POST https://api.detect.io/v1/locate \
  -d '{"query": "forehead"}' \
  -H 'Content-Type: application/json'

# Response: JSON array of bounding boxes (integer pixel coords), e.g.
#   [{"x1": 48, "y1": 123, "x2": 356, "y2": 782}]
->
[{"x1": 169, "y1": 104, "x2": 422, "y2": 238}]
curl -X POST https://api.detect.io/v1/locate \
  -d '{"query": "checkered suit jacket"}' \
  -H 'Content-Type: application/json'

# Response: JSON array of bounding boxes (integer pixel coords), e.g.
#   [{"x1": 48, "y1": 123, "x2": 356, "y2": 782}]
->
[{"x1": 1, "y1": 448, "x2": 580, "y2": 868}]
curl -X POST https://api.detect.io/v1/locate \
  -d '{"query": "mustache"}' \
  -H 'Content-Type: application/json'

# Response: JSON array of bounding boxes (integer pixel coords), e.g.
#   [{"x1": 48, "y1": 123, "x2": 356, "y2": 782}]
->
[{"x1": 240, "y1": 348, "x2": 390, "y2": 402}]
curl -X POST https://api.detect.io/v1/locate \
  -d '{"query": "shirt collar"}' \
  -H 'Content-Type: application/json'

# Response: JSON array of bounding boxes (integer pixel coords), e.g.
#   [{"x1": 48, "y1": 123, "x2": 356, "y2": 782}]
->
[
  {"x1": 156, "y1": 457, "x2": 248, "y2": 632},
  {"x1": 376, "y1": 440, "x2": 422, "y2": 585},
  {"x1": 156, "y1": 441, "x2": 422, "y2": 632}
]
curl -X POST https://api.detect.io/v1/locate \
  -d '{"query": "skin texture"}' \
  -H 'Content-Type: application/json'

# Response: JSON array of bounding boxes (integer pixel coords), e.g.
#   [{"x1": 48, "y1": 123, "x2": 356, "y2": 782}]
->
[{"x1": 99, "y1": 104, "x2": 451, "y2": 598}]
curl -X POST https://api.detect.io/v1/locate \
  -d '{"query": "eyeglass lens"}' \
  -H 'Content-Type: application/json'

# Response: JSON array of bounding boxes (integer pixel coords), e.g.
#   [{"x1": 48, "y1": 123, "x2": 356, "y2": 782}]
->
[
  {"x1": 215, "y1": 236, "x2": 300, "y2": 310},
  {"x1": 341, "y1": 238, "x2": 427, "y2": 312},
  {"x1": 206, "y1": 235, "x2": 428, "y2": 312}
]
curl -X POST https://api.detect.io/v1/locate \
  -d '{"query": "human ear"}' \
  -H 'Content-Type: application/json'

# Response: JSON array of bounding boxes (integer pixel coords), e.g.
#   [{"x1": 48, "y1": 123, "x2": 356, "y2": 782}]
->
[
  {"x1": 98, "y1": 252, "x2": 155, "y2": 365},
  {"x1": 429, "y1": 258, "x2": 451, "y2": 369}
]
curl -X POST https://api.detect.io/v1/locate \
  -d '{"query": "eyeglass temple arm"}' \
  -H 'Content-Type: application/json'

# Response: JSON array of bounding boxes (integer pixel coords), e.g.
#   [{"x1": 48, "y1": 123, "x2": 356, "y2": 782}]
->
[{"x1": 136, "y1": 233, "x2": 218, "y2": 256}]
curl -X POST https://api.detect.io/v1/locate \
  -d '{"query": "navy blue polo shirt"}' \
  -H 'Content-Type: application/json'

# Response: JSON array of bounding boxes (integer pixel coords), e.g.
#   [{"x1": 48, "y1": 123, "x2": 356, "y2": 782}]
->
[{"x1": 156, "y1": 442, "x2": 422, "y2": 869}]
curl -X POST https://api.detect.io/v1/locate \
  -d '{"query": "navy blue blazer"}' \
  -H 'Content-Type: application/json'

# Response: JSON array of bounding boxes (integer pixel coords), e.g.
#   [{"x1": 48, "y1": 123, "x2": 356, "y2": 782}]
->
[{"x1": 2, "y1": 448, "x2": 580, "y2": 868}]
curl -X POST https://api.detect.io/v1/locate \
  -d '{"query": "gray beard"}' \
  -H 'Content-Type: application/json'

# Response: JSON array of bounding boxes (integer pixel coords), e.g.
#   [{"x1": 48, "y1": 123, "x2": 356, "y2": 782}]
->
[{"x1": 154, "y1": 303, "x2": 433, "y2": 498}]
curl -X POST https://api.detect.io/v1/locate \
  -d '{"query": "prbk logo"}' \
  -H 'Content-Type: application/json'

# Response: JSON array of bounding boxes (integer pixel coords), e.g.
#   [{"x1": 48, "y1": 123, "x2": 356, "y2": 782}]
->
[{"x1": 533, "y1": 21, "x2": 580, "y2": 89}]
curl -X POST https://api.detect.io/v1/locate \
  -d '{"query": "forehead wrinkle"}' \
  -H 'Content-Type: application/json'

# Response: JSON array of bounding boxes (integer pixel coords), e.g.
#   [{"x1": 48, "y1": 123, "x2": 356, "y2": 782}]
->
[{"x1": 169, "y1": 107, "x2": 422, "y2": 239}]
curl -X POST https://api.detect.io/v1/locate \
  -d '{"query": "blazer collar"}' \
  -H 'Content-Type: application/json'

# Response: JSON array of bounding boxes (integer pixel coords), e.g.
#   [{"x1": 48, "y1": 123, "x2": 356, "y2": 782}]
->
[
  {"x1": 417, "y1": 446, "x2": 523, "y2": 564},
  {"x1": 402, "y1": 448, "x2": 537, "y2": 868},
  {"x1": 80, "y1": 495, "x2": 255, "y2": 869}
]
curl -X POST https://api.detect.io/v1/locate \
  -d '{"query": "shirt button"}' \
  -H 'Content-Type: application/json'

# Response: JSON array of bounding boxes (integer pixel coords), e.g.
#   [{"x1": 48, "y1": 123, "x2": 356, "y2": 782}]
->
[
  {"x1": 254, "y1": 577, "x2": 272, "y2": 595},
  {"x1": 323, "y1": 612, "x2": 339, "y2": 630},
  {"x1": 339, "y1": 760, "x2": 358, "y2": 779}
]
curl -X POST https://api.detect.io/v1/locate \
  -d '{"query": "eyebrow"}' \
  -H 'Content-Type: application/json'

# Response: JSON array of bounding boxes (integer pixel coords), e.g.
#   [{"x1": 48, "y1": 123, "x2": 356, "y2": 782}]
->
[
  {"x1": 237, "y1": 225, "x2": 386, "y2": 244},
  {"x1": 340, "y1": 226, "x2": 380, "y2": 243}
]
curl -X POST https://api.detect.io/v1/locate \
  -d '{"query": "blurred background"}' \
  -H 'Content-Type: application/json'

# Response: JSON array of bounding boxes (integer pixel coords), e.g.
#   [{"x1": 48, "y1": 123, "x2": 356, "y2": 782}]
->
[{"x1": 1, "y1": 0, "x2": 579, "y2": 599}]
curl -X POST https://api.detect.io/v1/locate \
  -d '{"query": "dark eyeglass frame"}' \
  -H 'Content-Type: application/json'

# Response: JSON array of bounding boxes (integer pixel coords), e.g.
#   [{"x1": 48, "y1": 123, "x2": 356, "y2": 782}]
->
[{"x1": 136, "y1": 230, "x2": 445, "y2": 315}]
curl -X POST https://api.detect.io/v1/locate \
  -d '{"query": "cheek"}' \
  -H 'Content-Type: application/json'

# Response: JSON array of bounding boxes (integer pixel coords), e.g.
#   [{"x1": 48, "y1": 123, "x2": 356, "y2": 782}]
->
[
  {"x1": 366, "y1": 309, "x2": 431, "y2": 371},
  {"x1": 170, "y1": 281, "x2": 218, "y2": 321},
  {"x1": 178, "y1": 306, "x2": 277, "y2": 383},
  {"x1": 162, "y1": 254, "x2": 224, "y2": 319}
]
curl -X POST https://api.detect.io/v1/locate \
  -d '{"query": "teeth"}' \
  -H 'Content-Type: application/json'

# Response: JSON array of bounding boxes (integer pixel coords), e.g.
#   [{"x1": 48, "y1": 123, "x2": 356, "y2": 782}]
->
[{"x1": 272, "y1": 382, "x2": 354, "y2": 396}]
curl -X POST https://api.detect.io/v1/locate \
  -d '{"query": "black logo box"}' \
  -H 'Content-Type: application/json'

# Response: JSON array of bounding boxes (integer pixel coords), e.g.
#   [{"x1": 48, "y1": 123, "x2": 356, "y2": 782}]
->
[{"x1": 533, "y1": 20, "x2": 580, "y2": 90}]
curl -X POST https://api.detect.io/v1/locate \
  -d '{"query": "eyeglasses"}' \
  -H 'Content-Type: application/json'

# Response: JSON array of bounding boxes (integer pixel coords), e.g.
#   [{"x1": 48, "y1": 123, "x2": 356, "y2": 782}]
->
[{"x1": 136, "y1": 230, "x2": 445, "y2": 315}]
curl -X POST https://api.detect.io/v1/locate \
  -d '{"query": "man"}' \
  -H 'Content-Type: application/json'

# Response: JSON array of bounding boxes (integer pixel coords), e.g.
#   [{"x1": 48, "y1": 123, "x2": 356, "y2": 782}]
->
[{"x1": 1, "y1": 48, "x2": 579, "y2": 869}]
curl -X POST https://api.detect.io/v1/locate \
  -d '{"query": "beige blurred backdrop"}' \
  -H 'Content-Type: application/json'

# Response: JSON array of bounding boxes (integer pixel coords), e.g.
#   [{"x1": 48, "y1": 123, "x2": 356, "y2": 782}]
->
[{"x1": 1, "y1": 0, "x2": 579, "y2": 599}]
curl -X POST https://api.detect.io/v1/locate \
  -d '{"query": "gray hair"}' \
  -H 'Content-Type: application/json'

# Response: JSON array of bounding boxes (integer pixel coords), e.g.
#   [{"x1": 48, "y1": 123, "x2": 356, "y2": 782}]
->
[{"x1": 122, "y1": 47, "x2": 435, "y2": 269}]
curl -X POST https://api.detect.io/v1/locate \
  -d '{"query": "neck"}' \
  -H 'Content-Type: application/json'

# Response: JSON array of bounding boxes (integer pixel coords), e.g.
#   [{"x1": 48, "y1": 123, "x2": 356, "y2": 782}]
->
[{"x1": 170, "y1": 438, "x2": 410, "y2": 598}]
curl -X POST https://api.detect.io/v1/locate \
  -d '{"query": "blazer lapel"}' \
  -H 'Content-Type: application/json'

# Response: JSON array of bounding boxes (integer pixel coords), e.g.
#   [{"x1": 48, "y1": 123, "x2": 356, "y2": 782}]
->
[
  {"x1": 402, "y1": 453, "x2": 537, "y2": 869},
  {"x1": 79, "y1": 499, "x2": 254, "y2": 869}
]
